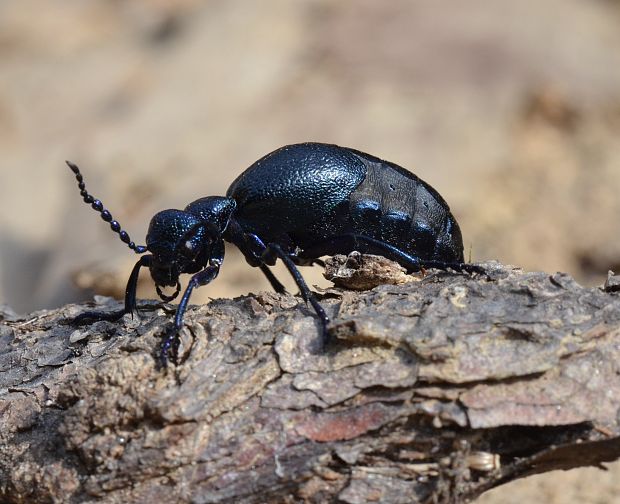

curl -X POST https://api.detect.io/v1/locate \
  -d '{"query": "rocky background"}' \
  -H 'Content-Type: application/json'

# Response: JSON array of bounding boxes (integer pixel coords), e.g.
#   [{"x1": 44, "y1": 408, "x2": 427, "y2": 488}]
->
[{"x1": 0, "y1": 0, "x2": 619, "y2": 502}]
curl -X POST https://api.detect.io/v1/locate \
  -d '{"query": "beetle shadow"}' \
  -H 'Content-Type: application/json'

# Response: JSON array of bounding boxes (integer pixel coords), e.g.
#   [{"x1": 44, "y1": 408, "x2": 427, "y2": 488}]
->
[{"x1": 0, "y1": 231, "x2": 83, "y2": 314}]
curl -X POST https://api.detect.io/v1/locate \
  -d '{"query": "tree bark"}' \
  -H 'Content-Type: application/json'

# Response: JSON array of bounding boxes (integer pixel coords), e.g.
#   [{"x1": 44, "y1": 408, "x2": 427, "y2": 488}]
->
[{"x1": 1, "y1": 259, "x2": 620, "y2": 503}]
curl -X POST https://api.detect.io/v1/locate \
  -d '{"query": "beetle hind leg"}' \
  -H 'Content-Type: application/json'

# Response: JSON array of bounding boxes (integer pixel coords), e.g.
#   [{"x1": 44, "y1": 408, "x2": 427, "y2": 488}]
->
[{"x1": 298, "y1": 233, "x2": 484, "y2": 275}]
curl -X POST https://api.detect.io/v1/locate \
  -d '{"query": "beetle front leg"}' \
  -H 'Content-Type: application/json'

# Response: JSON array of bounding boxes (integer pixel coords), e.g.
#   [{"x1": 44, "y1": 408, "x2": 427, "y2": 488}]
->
[
  {"x1": 160, "y1": 262, "x2": 221, "y2": 366},
  {"x1": 72, "y1": 254, "x2": 152, "y2": 325}
]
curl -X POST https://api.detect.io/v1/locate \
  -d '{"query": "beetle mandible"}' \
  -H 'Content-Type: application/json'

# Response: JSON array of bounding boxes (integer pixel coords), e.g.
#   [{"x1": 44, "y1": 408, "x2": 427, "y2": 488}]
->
[{"x1": 68, "y1": 142, "x2": 478, "y2": 363}]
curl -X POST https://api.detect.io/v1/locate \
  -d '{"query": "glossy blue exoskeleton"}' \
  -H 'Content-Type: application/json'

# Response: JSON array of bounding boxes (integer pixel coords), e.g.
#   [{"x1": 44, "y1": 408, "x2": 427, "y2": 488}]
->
[{"x1": 68, "y1": 143, "x2": 477, "y2": 364}]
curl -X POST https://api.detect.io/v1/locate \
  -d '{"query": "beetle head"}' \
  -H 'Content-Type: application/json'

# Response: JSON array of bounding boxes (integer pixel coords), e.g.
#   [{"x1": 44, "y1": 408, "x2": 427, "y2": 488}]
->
[
  {"x1": 66, "y1": 161, "x2": 230, "y2": 303},
  {"x1": 146, "y1": 209, "x2": 214, "y2": 300}
]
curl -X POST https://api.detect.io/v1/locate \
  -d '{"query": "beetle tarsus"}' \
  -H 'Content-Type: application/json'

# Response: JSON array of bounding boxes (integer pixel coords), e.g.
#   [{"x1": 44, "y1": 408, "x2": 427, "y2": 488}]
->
[{"x1": 160, "y1": 325, "x2": 180, "y2": 367}]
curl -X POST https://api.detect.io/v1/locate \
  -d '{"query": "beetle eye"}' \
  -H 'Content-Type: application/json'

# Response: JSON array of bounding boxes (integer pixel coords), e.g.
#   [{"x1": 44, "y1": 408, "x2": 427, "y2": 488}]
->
[
  {"x1": 180, "y1": 239, "x2": 198, "y2": 259},
  {"x1": 179, "y1": 230, "x2": 207, "y2": 261}
]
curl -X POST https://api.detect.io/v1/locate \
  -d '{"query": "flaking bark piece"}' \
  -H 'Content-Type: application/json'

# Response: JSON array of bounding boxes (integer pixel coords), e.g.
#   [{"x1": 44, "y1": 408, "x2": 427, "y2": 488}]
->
[
  {"x1": 604, "y1": 270, "x2": 620, "y2": 293},
  {"x1": 323, "y1": 251, "x2": 418, "y2": 290},
  {"x1": 1, "y1": 261, "x2": 620, "y2": 503}
]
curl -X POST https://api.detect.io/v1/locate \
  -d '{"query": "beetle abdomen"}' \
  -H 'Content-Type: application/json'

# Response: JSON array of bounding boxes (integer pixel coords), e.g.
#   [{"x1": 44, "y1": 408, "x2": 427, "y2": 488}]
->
[
  {"x1": 291, "y1": 148, "x2": 464, "y2": 262},
  {"x1": 345, "y1": 154, "x2": 464, "y2": 262}
]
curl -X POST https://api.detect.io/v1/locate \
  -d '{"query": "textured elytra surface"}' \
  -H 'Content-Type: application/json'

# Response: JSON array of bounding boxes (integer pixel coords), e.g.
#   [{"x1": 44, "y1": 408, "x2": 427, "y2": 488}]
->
[
  {"x1": 1, "y1": 261, "x2": 620, "y2": 503},
  {"x1": 227, "y1": 143, "x2": 367, "y2": 237}
]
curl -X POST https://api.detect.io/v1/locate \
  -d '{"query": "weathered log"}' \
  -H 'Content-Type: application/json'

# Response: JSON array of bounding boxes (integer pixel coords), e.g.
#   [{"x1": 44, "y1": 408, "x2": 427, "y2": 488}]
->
[{"x1": 1, "y1": 259, "x2": 619, "y2": 503}]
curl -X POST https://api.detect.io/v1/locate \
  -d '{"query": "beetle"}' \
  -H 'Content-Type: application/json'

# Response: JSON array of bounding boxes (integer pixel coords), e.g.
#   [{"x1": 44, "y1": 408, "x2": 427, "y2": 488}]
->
[{"x1": 68, "y1": 142, "x2": 479, "y2": 364}]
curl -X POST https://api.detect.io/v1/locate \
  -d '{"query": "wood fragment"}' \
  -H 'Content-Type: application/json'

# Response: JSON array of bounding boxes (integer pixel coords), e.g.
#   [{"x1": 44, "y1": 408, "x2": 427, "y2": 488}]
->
[{"x1": 1, "y1": 259, "x2": 619, "y2": 503}]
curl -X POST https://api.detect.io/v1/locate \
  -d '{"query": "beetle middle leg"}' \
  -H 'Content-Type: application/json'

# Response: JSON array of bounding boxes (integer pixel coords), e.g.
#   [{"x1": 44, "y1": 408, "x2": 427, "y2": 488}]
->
[
  {"x1": 258, "y1": 261, "x2": 323, "y2": 294},
  {"x1": 226, "y1": 222, "x2": 289, "y2": 294},
  {"x1": 264, "y1": 243, "x2": 331, "y2": 347},
  {"x1": 229, "y1": 228, "x2": 331, "y2": 346},
  {"x1": 259, "y1": 264, "x2": 287, "y2": 294}
]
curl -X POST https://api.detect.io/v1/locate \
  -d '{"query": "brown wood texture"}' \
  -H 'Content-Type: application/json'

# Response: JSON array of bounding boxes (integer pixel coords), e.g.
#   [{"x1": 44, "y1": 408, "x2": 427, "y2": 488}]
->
[{"x1": 1, "y1": 259, "x2": 620, "y2": 503}]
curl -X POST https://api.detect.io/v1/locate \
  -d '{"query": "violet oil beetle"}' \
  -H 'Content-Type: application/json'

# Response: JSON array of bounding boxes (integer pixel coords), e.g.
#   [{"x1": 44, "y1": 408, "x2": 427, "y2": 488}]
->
[{"x1": 68, "y1": 143, "x2": 480, "y2": 364}]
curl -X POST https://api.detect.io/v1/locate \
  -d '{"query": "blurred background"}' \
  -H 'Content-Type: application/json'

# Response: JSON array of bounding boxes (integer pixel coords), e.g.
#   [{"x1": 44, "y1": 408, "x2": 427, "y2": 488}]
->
[{"x1": 0, "y1": 0, "x2": 619, "y2": 501}]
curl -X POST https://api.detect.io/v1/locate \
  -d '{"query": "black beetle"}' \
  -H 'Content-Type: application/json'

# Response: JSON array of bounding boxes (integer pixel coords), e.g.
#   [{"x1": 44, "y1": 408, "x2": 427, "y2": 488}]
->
[{"x1": 68, "y1": 142, "x2": 478, "y2": 363}]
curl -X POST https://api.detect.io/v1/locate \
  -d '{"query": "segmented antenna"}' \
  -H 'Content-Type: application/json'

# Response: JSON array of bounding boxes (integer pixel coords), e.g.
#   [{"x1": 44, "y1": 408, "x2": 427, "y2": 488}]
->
[{"x1": 66, "y1": 161, "x2": 148, "y2": 254}]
